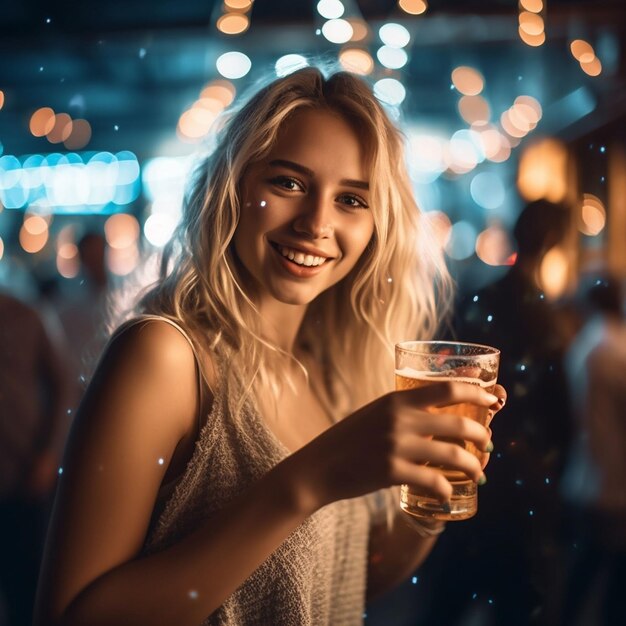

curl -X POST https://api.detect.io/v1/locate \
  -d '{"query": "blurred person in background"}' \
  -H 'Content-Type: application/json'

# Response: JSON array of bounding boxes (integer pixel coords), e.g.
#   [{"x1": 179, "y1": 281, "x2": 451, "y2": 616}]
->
[
  {"x1": 559, "y1": 274, "x2": 626, "y2": 626},
  {"x1": 412, "y1": 200, "x2": 573, "y2": 626},
  {"x1": 0, "y1": 290, "x2": 71, "y2": 626}
]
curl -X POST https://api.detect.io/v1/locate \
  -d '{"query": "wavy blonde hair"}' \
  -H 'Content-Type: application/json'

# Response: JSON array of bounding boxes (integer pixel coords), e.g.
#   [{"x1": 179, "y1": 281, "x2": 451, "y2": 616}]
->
[{"x1": 138, "y1": 66, "x2": 452, "y2": 419}]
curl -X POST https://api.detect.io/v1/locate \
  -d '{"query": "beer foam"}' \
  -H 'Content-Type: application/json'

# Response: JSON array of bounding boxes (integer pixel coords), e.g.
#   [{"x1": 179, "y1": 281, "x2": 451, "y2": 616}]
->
[{"x1": 395, "y1": 368, "x2": 497, "y2": 388}]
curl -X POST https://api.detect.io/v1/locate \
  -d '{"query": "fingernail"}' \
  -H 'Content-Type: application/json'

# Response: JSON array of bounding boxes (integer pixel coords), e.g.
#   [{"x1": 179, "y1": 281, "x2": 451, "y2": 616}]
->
[
  {"x1": 478, "y1": 473, "x2": 487, "y2": 486},
  {"x1": 441, "y1": 501, "x2": 452, "y2": 514},
  {"x1": 485, "y1": 441, "x2": 494, "y2": 453}
]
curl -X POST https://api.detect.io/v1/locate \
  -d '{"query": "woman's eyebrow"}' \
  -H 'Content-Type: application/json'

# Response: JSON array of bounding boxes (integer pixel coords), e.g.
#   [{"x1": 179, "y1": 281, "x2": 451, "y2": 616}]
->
[{"x1": 268, "y1": 159, "x2": 369, "y2": 190}]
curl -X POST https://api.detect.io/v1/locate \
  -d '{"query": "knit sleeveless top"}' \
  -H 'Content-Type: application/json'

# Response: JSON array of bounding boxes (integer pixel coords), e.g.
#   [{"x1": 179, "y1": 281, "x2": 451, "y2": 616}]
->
[{"x1": 118, "y1": 316, "x2": 374, "y2": 625}]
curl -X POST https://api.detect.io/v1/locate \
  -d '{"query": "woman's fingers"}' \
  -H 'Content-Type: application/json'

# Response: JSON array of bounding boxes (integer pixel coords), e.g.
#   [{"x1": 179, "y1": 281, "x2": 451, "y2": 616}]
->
[
  {"x1": 400, "y1": 380, "x2": 498, "y2": 410},
  {"x1": 408, "y1": 412, "x2": 492, "y2": 453},
  {"x1": 491, "y1": 384, "x2": 507, "y2": 412},
  {"x1": 397, "y1": 434, "x2": 484, "y2": 482},
  {"x1": 392, "y1": 458, "x2": 453, "y2": 503}
]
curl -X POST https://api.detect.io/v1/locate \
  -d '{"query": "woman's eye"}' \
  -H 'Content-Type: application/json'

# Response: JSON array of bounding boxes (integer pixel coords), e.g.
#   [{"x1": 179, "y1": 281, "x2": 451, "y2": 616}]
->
[
  {"x1": 338, "y1": 194, "x2": 368, "y2": 209},
  {"x1": 270, "y1": 176, "x2": 303, "y2": 191}
]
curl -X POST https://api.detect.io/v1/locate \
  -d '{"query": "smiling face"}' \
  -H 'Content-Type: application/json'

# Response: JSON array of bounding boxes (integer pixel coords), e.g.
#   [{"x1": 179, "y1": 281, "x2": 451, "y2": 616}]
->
[{"x1": 233, "y1": 108, "x2": 375, "y2": 308}]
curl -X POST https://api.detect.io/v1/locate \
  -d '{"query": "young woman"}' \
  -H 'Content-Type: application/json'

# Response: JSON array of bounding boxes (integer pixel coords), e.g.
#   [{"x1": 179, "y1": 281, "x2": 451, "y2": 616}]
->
[{"x1": 34, "y1": 67, "x2": 505, "y2": 626}]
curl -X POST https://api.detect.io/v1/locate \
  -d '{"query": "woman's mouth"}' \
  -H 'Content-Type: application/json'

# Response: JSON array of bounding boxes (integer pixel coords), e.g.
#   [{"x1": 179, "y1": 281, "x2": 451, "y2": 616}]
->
[{"x1": 269, "y1": 242, "x2": 332, "y2": 277}]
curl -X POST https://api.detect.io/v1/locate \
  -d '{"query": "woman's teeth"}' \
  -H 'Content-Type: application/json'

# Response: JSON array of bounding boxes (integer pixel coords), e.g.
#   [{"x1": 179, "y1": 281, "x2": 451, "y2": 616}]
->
[{"x1": 278, "y1": 245, "x2": 326, "y2": 267}]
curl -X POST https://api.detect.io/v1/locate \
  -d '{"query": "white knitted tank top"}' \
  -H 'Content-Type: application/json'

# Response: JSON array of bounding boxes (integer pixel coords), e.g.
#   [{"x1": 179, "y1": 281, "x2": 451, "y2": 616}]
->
[{"x1": 119, "y1": 316, "x2": 372, "y2": 625}]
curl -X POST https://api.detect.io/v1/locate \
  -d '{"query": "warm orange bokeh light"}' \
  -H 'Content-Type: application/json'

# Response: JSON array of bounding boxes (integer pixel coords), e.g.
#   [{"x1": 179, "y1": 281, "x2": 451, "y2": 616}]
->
[
  {"x1": 517, "y1": 138, "x2": 568, "y2": 203},
  {"x1": 47, "y1": 113, "x2": 73, "y2": 144},
  {"x1": 346, "y1": 18, "x2": 369, "y2": 42},
  {"x1": 399, "y1": 0, "x2": 428, "y2": 15},
  {"x1": 0, "y1": 90, "x2": 4, "y2": 110},
  {"x1": 0, "y1": 237, "x2": 4, "y2": 260},
  {"x1": 476, "y1": 225, "x2": 513, "y2": 266},
  {"x1": 580, "y1": 194, "x2": 606, "y2": 236},
  {"x1": 451, "y1": 66, "x2": 484, "y2": 96},
  {"x1": 106, "y1": 243, "x2": 139, "y2": 276},
  {"x1": 224, "y1": 0, "x2": 252, "y2": 9},
  {"x1": 200, "y1": 81, "x2": 236, "y2": 107},
  {"x1": 519, "y1": 11, "x2": 544, "y2": 36},
  {"x1": 570, "y1": 39, "x2": 594, "y2": 61},
  {"x1": 104, "y1": 213, "x2": 140, "y2": 249},
  {"x1": 339, "y1": 48, "x2": 374, "y2": 75},
  {"x1": 23, "y1": 215, "x2": 48, "y2": 236},
  {"x1": 458, "y1": 95, "x2": 490, "y2": 125},
  {"x1": 64, "y1": 119, "x2": 92, "y2": 150},
  {"x1": 19, "y1": 225, "x2": 49, "y2": 253},
  {"x1": 538, "y1": 246, "x2": 569, "y2": 300},
  {"x1": 518, "y1": 26, "x2": 545, "y2": 47},
  {"x1": 580, "y1": 57, "x2": 602, "y2": 76},
  {"x1": 520, "y1": 0, "x2": 543, "y2": 12},
  {"x1": 30, "y1": 107, "x2": 56, "y2": 137},
  {"x1": 216, "y1": 13, "x2": 250, "y2": 35}
]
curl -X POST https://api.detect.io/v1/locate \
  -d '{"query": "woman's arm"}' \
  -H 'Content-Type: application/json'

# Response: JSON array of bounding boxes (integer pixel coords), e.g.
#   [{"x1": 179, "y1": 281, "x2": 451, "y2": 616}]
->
[{"x1": 34, "y1": 321, "x2": 315, "y2": 626}]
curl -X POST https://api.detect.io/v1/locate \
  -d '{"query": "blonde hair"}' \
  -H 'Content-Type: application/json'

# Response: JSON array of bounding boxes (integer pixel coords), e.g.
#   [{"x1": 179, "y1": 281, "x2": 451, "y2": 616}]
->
[{"x1": 138, "y1": 66, "x2": 452, "y2": 419}]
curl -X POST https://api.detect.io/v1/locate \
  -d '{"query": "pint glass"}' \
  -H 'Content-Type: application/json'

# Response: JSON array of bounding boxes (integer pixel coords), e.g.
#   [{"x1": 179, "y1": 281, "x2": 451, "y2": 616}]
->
[{"x1": 395, "y1": 341, "x2": 500, "y2": 521}]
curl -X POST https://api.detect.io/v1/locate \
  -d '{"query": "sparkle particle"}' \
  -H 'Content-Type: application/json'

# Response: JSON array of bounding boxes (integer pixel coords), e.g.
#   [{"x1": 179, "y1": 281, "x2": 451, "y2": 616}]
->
[
  {"x1": 600, "y1": 146, "x2": 606, "y2": 153},
  {"x1": 39, "y1": 66, "x2": 44, "y2": 72},
  {"x1": 67, "y1": 409, "x2": 72, "y2": 415},
  {"x1": 58, "y1": 467, "x2": 63, "y2": 475},
  {"x1": 515, "y1": 479, "x2": 523, "y2": 486},
  {"x1": 545, "y1": 477, "x2": 550, "y2": 484},
  {"x1": 529, "y1": 510, "x2": 534, "y2": 516},
  {"x1": 158, "y1": 458, "x2": 164, "y2": 465},
  {"x1": 260, "y1": 200, "x2": 267, "y2": 207},
  {"x1": 517, "y1": 75, "x2": 522, "y2": 80},
  {"x1": 387, "y1": 277, "x2": 393, "y2": 283},
  {"x1": 411, "y1": 576, "x2": 418, "y2": 584},
  {"x1": 473, "y1": 295, "x2": 479, "y2": 302},
  {"x1": 488, "y1": 598, "x2": 494, "y2": 605},
  {"x1": 472, "y1": 592, "x2": 478, "y2": 600},
  {"x1": 315, "y1": 28, "x2": 321, "y2": 35},
  {"x1": 46, "y1": 18, "x2": 51, "y2": 24},
  {"x1": 139, "y1": 48, "x2": 147, "y2": 59},
  {"x1": 188, "y1": 590, "x2": 198, "y2": 599},
  {"x1": 601, "y1": 176, "x2": 605, "y2": 183},
  {"x1": 114, "y1": 125, "x2": 119, "y2": 131},
  {"x1": 450, "y1": 84, "x2": 455, "y2": 90},
  {"x1": 487, "y1": 314, "x2": 493, "y2": 322}
]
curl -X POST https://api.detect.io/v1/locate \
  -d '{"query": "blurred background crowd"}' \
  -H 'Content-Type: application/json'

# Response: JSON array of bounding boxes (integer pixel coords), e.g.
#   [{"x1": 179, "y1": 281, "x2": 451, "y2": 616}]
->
[{"x1": 0, "y1": 1, "x2": 625, "y2": 625}]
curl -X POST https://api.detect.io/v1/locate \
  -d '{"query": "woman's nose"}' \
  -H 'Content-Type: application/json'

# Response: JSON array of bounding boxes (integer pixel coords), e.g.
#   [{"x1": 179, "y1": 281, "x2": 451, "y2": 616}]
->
[{"x1": 292, "y1": 195, "x2": 334, "y2": 239}]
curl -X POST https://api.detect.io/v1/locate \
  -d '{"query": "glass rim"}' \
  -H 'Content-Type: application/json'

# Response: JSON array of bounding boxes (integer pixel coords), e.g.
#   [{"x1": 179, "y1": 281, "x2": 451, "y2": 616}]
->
[{"x1": 395, "y1": 340, "x2": 500, "y2": 358}]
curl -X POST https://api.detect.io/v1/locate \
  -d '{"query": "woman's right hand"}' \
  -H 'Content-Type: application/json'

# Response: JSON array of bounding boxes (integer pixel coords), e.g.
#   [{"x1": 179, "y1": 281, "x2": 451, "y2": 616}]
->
[{"x1": 287, "y1": 381, "x2": 498, "y2": 514}]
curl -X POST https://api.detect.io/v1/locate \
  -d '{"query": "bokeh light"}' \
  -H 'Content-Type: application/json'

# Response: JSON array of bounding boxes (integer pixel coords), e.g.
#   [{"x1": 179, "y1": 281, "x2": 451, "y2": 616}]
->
[
  {"x1": 520, "y1": 0, "x2": 543, "y2": 12},
  {"x1": 476, "y1": 224, "x2": 513, "y2": 266},
  {"x1": 322, "y1": 19, "x2": 353, "y2": 44},
  {"x1": 470, "y1": 171, "x2": 506, "y2": 209},
  {"x1": 373, "y1": 78, "x2": 406, "y2": 106},
  {"x1": 200, "y1": 80, "x2": 236, "y2": 107},
  {"x1": 376, "y1": 46, "x2": 408, "y2": 69},
  {"x1": 446, "y1": 220, "x2": 478, "y2": 260},
  {"x1": 47, "y1": 113, "x2": 73, "y2": 144},
  {"x1": 518, "y1": 26, "x2": 545, "y2": 47},
  {"x1": 570, "y1": 39, "x2": 594, "y2": 62},
  {"x1": 30, "y1": 107, "x2": 56, "y2": 137},
  {"x1": 579, "y1": 193, "x2": 606, "y2": 236},
  {"x1": 539, "y1": 246, "x2": 569, "y2": 300},
  {"x1": 144, "y1": 213, "x2": 178, "y2": 247},
  {"x1": 19, "y1": 221, "x2": 49, "y2": 253},
  {"x1": 216, "y1": 13, "x2": 250, "y2": 35},
  {"x1": 451, "y1": 66, "x2": 484, "y2": 96},
  {"x1": 0, "y1": 91, "x2": 4, "y2": 110},
  {"x1": 378, "y1": 23, "x2": 410, "y2": 48},
  {"x1": 224, "y1": 0, "x2": 252, "y2": 9},
  {"x1": 275, "y1": 54, "x2": 309, "y2": 77},
  {"x1": 346, "y1": 18, "x2": 368, "y2": 41},
  {"x1": 580, "y1": 57, "x2": 602, "y2": 76},
  {"x1": 104, "y1": 213, "x2": 140, "y2": 249},
  {"x1": 519, "y1": 11, "x2": 544, "y2": 36},
  {"x1": 458, "y1": 95, "x2": 490, "y2": 125},
  {"x1": 399, "y1": 0, "x2": 428, "y2": 16},
  {"x1": 316, "y1": 0, "x2": 345, "y2": 19},
  {"x1": 216, "y1": 51, "x2": 251, "y2": 79},
  {"x1": 517, "y1": 138, "x2": 567, "y2": 202},
  {"x1": 64, "y1": 119, "x2": 92, "y2": 150},
  {"x1": 339, "y1": 48, "x2": 374, "y2": 75}
]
